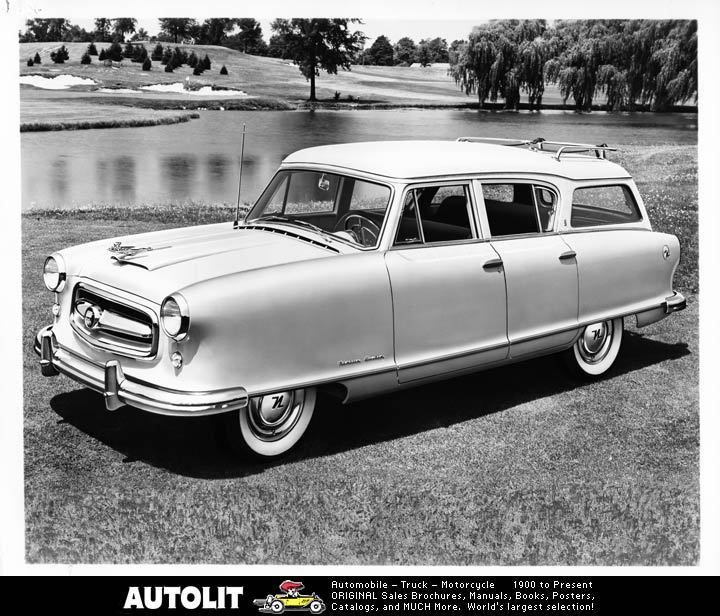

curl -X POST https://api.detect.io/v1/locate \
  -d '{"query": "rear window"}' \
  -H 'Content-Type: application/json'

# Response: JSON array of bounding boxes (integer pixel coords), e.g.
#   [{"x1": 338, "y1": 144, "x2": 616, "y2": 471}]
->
[{"x1": 571, "y1": 185, "x2": 641, "y2": 228}]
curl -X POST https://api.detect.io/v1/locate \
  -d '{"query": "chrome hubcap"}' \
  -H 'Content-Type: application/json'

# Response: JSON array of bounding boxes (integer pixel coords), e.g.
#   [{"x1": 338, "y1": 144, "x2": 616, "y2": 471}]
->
[
  {"x1": 248, "y1": 390, "x2": 304, "y2": 441},
  {"x1": 578, "y1": 320, "x2": 613, "y2": 364}
]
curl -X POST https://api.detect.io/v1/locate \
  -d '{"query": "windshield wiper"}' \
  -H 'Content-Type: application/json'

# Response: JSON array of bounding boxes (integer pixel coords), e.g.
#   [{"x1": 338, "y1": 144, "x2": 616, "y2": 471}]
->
[{"x1": 247, "y1": 215, "x2": 333, "y2": 238}]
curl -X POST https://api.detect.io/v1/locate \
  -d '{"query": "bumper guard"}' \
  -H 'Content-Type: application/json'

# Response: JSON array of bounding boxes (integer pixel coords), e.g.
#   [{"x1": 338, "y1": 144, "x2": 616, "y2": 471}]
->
[{"x1": 34, "y1": 326, "x2": 248, "y2": 416}]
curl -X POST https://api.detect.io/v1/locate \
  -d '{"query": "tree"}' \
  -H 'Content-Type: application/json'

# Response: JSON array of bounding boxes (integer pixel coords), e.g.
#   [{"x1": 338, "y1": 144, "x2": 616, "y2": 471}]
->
[
  {"x1": 81, "y1": 52, "x2": 91, "y2": 65},
  {"x1": 365, "y1": 35, "x2": 394, "y2": 65},
  {"x1": 50, "y1": 45, "x2": 70, "y2": 64},
  {"x1": 267, "y1": 33, "x2": 290, "y2": 58},
  {"x1": 271, "y1": 18, "x2": 366, "y2": 101},
  {"x1": 201, "y1": 54, "x2": 211, "y2": 71},
  {"x1": 161, "y1": 47, "x2": 172, "y2": 65},
  {"x1": 33, "y1": 52, "x2": 41, "y2": 64},
  {"x1": 98, "y1": 48, "x2": 107, "y2": 61},
  {"x1": 235, "y1": 18, "x2": 264, "y2": 53},
  {"x1": 164, "y1": 63, "x2": 174, "y2": 73},
  {"x1": 64, "y1": 24, "x2": 92, "y2": 42},
  {"x1": 132, "y1": 44, "x2": 148, "y2": 63},
  {"x1": 94, "y1": 18, "x2": 112, "y2": 42},
  {"x1": 417, "y1": 37, "x2": 449, "y2": 64},
  {"x1": 415, "y1": 43, "x2": 432, "y2": 67},
  {"x1": 132, "y1": 28, "x2": 149, "y2": 41},
  {"x1": 113, "y1": 18, "x2": 137, "y2": 41},
  {"x1": 220, "y1": 64, "x2": 228, "y2": 75},
  {"x1": 123, "y1": 41, "x2": 134, "y2": 59},
  {"x1": 200, "y1": 18, "x2": 237, "y2": 46},
  {"x1": 158, "y1": 18, "x2": 197, "y2": 43},
  {"x1": 23, "y1": 18, "x2": 69, "y2": 42},
  {"x1": 450, "y1": 20, "x2": 548, "y2": 109},
  {"x1": 393, "y1": 37, "x2": 416, "y2": 66},
  {"x1": 106, "y1": 41, "x2": 124, "y2": 62},
  {"x1": 151, "y1": 43, "x2": 164, "y2": 61},
  {"x1": 187, "y1": 51, "x2": 198, "y2": 68},
  {"x1": 142, "y1": 57, "x2": 152, "y2": 71},
  {"x1": 87, "y1": 42, "x2": 98, "y2": 55},
  {"x1": 27, "y1": 58, "x2": 34, "y2": 67}
]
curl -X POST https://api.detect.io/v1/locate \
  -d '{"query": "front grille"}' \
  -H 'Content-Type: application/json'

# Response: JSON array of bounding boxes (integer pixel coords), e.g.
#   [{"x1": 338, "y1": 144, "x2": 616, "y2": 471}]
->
[{"x1": 70, "y1": 283, "x2": 158, "y2": 358}]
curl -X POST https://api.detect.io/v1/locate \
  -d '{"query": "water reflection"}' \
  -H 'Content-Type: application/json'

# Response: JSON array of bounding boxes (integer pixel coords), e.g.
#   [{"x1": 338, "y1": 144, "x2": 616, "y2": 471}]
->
[
  {"x1": 113, "y1": 155, "x2": 136, "y2": 202},
  {"x1": 162, "y1": 154, "x2": 197, "y2": 200},
  {"x1": 51, "y1": 157, "x2": 68, "y2": 202},
  {"x1": 21, "y1": 110, "x2": 697, "y2": 210}
]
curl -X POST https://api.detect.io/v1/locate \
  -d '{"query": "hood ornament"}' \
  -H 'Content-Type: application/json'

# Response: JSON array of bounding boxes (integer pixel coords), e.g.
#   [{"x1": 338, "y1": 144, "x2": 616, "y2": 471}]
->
[{"x1": 109, "y1": 242, "x2": 165, "y2": 261}]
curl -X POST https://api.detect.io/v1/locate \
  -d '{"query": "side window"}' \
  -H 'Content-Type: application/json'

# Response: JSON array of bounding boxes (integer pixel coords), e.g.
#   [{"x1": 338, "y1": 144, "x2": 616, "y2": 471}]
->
[
  {"x1": 535, "y1": 187, "x2": 557, "y2": 232},
  {"x1": 348, "y1": 180, "x2": 390, "y2": 211},
  {"x1": 394, "y1": 185, "x2": 474, "y2": 246},
  {"x1": 571, "y1": 185, "x2": 641, "y2": 228},
  {"x1": 482, "y1": 183, "x2": 540, "y2": 237},
  {"x1": 395, "y1": 192, "x2": 422, "y2": 244}
]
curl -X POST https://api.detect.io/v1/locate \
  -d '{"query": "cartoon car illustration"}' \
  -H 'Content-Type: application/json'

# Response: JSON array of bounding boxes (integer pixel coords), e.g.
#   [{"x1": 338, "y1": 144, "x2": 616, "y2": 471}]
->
[{"x1": 253, "y1": 580, "x2": 325, "y2": 614}]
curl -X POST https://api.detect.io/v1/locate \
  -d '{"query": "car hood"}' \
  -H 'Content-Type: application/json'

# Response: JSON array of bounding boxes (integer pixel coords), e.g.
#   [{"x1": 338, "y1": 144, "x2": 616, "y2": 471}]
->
[{"x1": 62, "y1": 222, "x2": 341, "y2": 303}]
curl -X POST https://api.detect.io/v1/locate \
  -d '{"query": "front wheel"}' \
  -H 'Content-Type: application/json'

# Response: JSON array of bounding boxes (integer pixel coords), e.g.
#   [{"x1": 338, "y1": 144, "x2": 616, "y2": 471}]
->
[
  {"x1": 565, "y1": 317, "x2": 623, "y2": 377},
  {"x1": 233, "y1": 388, "x2": 316, "y2": 458}
]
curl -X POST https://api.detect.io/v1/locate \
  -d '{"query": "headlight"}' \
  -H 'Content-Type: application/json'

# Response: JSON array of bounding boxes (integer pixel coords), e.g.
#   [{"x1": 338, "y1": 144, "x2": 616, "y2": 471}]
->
[
  {"x1": 43, "y1": 255, "x2": 66, "y2": 292},
  {"x1": 160, "y1": 294, "x2": 190, "y2": 341}
]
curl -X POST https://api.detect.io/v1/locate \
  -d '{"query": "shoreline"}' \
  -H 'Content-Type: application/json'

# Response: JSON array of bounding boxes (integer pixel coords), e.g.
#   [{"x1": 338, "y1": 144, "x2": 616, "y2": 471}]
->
[
  {"x1": 20, "y1": 111, "x2": 201, "y2": 132},
  {"x1": 43, "y1": 92, "x2": 699, "y2": 114}
]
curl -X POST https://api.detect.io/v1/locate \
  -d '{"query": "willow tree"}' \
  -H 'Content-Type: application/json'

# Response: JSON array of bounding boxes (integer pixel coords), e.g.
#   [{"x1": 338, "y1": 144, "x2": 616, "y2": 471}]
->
[
  {"x1": 271, "y1": 19, "x2": 366, "y2": 101},
  {"x1": 450, "y1": 20, "x2": 548, "y2": 109}
]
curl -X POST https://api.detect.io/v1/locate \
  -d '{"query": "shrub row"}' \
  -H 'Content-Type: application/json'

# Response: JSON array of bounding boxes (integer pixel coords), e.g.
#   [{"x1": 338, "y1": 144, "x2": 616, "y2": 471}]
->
[{"x1": 26, "y1": 43, "x2": 228, "y2": 75}]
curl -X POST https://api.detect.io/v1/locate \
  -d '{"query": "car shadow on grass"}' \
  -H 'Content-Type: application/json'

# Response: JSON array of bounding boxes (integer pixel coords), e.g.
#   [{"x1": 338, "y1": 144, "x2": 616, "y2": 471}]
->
[{"x1": 50, "y1": 331, "x2": 691, "y2": 479}]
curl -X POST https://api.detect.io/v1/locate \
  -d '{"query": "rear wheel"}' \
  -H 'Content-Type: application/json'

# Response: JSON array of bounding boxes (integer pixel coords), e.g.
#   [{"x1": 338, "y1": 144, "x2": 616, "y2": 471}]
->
[
  {"x1": 232, "y1": 388, "x2": 316, "y2": 458},
  {"x1": 565, "y1": 317, "x2": 623, "y2": 377}
]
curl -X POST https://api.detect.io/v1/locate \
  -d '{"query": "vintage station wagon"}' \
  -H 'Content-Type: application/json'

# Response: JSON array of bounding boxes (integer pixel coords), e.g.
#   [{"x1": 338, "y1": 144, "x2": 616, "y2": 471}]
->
[{"x1": 35, "y1": 138, "x2": 686, "y2": 457}]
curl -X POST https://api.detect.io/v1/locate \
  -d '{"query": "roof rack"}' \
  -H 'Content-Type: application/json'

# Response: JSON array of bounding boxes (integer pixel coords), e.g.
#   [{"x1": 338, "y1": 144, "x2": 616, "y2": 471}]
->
[{"x1": 456, "y1": 137, "x2": 617, "y2": 161}]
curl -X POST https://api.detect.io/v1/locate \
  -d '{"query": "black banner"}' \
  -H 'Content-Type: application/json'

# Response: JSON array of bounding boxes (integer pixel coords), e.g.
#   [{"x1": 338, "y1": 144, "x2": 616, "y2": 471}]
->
[{"x1": 1, "y1": 576, "x2": 712, "y2": 614}]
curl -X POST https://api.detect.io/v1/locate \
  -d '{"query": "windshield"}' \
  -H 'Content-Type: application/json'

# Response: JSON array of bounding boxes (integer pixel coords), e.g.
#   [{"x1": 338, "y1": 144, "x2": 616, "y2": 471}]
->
[{"x1": 245, "y1": 170, "x2": 392, "y2": 248}]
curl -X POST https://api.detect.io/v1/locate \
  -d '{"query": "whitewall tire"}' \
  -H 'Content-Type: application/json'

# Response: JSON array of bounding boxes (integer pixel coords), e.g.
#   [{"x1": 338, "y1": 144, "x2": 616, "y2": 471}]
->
[
  {"x1": 566, "y1": 317, "x2": 623, "y2": 377},
  {"x1": 236, "y1": 387, "x2": 316, "y2": 457}
]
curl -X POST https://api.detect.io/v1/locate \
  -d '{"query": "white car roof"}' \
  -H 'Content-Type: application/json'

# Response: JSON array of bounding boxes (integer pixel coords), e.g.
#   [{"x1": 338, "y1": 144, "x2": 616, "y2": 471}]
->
[{"x1": 281, "y1": 140, "x2": 632, "y2": 181}]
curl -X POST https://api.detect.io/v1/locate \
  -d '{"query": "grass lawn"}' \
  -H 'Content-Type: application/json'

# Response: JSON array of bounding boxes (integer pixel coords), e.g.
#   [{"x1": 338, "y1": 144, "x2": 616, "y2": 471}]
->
[
  {"x1": 22, "y1": 146, "x2": 698, "y2": 564},
  {"x1": 20, "y1": 98, "x2": 199, "y2": 131}
]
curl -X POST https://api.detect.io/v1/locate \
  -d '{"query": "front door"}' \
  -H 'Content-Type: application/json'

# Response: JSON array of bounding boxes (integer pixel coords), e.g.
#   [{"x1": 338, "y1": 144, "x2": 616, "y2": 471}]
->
[
  {"x1": 478, "y1": 181, "x2": 579, "y2": 357},
  {"x1": 384, "y1": 183, "x2": 508, "y2": 383}
]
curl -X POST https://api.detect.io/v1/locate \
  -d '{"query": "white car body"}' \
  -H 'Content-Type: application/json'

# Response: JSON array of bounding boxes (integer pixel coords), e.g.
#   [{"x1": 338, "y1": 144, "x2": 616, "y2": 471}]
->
[{"x1": 35, "y1": 138, "x2": 686, "y2": 456}]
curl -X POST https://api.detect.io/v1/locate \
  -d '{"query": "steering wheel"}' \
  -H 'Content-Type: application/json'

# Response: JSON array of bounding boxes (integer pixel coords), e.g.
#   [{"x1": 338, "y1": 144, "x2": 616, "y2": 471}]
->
[{"x1": 334, "y1": 213, "x2": 381, "y2": 247}]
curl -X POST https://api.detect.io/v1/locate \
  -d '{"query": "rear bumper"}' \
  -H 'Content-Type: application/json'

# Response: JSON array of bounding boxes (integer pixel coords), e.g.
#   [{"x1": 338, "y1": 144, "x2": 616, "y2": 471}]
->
[
  {"x1": 34, "y1": 325, "x2": 248, "y2": 416},
  {"x1": 664, "y1": 291, "x2": 687, "y2": 314}
]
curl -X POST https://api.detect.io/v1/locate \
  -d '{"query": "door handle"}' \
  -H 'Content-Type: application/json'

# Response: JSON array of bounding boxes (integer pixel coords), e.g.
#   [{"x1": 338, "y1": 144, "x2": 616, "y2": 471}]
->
[
  {"x1": 483, "y1": 258, "x2": 503, "y2": 271},
  {"x1": 558, "y1": 250, "x2": 576, "y2": 261}
]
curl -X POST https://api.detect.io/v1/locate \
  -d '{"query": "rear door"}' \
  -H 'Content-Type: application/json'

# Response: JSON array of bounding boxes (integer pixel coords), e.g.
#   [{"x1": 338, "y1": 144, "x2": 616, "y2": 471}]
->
[
  {"x1": 384, "y1": 182, "x2": 508, "y2": 383},
  {"x1": 477, "y1": 180, "x2": 579, "y2": 358}
]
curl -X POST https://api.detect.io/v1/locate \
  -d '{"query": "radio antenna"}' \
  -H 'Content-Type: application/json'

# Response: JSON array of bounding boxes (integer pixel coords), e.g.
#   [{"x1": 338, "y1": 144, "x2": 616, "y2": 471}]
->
[{"x1": 233, "y1": 123, "x2": 247, "y2": 228}]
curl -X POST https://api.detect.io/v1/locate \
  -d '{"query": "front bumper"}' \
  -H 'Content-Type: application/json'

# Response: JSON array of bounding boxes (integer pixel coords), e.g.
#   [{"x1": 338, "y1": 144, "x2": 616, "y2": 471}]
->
[{"x1": 34, "y1": 325, "x2": 248, "y2": 416}]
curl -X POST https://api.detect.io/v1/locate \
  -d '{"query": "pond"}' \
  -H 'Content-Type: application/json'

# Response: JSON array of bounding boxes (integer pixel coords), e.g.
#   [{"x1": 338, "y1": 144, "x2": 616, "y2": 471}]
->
[{"x1": 21, "y1": 109, "x2": 697, "y2": 210}]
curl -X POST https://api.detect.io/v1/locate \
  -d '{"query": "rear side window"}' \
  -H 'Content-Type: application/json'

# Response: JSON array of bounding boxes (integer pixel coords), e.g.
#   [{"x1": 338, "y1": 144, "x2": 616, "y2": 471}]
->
[
  {"x1": 571, "y1": 185, "x2": 641, "y2": 228},
  {"x1": 482, "y1": 183, "x2": 541, "y2": 236}
]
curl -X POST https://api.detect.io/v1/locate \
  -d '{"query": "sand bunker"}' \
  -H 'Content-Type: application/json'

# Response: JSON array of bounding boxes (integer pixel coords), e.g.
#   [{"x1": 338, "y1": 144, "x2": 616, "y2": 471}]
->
[
  {"x1": 97, "y1": 88, "x2": 137, "y2": 94},
  {"x1": 140, "y1": 83, "x2": 248, "y2": 96},
  {"x1": 20, "y1": 74, "x2": 97, "y2": 89}
]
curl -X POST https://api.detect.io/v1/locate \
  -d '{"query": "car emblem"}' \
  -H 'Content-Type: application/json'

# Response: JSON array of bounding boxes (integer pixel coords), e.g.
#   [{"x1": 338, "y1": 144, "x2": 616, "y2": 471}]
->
[
  {"x1": 109, "y1": 242, "x2": 154, "y2": 259},
  {"x1": 662, "y1": 245, "x2": 670, "y2": 260},
  {"x1": 83, "y1": 305, "x2": 102, "y2": 329}
]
